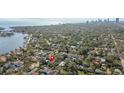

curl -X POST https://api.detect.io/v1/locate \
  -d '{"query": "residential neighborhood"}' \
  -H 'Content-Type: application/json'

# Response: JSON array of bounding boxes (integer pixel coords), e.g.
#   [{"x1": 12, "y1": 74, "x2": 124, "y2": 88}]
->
[{"x1": 0, "y1": 19, "x2": 124, "y2": 75}]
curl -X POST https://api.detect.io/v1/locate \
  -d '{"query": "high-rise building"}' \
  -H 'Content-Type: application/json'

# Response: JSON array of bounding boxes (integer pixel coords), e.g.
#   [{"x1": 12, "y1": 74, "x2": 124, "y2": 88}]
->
[
  {"x1": 116, "y1": 18, "x2": 119, "y2": 23},
  {"x1": 107, "y1": 18, "x2": 109, "y2": 23}
]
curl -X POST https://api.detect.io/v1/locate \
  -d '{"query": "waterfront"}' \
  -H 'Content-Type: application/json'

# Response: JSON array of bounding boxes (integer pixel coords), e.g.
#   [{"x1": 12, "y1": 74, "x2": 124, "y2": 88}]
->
[
  {"x1": 0, "y1": 18, "x2": 124, "y2": 75},
  {"x1": 0, "y1": 33, "x2": 27, "y2": 55},
  {"x1": 0, "y1": 18, "x2": 85, "y2": 55}
]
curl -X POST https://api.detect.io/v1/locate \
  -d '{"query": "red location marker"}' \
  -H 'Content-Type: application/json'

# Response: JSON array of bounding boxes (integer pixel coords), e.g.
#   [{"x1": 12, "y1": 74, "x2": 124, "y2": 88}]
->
[{"x1": 50, "y1": 55, "x2": 55, "y2": 62}]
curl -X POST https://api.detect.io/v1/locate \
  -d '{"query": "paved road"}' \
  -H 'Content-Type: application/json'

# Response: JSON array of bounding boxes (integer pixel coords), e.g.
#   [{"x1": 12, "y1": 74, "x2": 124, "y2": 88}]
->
[{"x1": 110, "y1": 33, "x2": 124, "y2": 69}]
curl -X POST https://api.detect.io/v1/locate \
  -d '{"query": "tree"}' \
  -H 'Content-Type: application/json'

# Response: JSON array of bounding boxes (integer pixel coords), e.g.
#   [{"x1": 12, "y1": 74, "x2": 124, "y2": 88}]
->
[
  {"x1": 64, "y1": 61, "x2": 78, "y2": 74},
  {"x1": 106, "y1": 55, "x2": 115, "y2": 63}
]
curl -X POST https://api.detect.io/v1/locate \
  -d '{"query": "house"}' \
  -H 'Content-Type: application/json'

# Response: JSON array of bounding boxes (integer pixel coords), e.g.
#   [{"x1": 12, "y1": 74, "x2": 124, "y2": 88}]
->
[{"x1": 0, "y1": 56, "x2": 7, "y2": 63}]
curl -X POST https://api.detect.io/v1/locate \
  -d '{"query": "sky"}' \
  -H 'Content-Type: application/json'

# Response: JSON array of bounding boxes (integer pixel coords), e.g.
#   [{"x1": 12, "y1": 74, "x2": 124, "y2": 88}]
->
[
  {"x1": 0, "y1": 18, "x2": 123, "y2": 23},
  {"x1": 0, "y1": 18, "x2": 93, "y2": 28},
  {"x1": 0, "y1": 18, "x2": 124, "y2": 28}
]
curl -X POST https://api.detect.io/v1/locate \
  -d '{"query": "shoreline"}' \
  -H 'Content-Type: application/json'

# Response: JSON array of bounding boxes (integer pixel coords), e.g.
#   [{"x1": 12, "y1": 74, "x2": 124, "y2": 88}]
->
[
  {"x1": 0, "y1": 31, "x2": 30, "y2": 56},
  {"x1": 0, "y1": 22, "x2": 124, "y2": 75}
]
